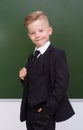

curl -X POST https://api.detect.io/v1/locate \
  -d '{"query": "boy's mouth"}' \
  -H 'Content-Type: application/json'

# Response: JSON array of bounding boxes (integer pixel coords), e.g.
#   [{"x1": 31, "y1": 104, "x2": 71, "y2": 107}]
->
[{"x1": 35, "y1": 38, "x2": 44, "y2": 42}]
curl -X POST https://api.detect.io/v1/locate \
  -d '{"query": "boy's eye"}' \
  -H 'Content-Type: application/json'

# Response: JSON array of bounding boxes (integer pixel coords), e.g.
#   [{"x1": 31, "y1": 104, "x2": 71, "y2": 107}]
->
[
  {"x1": 39, "y1": 30, "x2": 43, "y2": 32},
  {"x1": 30, "y1": 32, "x2": 35, "y2": 35}
]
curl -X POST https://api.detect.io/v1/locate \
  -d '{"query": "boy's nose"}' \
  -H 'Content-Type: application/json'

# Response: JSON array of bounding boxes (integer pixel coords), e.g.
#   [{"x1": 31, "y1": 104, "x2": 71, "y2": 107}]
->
[{"x1": 35, "y1": 32, "x2": 40, "y2": 37}]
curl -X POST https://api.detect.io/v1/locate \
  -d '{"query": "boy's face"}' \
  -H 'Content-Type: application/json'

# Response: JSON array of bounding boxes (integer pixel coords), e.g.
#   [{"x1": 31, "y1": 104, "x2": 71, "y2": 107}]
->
[{"x1": 27, "y1": 19, "x2": 52, "y2": 48}]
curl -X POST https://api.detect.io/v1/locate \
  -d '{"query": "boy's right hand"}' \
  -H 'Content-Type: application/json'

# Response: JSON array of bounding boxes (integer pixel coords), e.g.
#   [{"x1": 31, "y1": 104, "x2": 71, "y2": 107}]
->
[{"x1": 19, "y1": 67, "x2": 27, "y2": 80}]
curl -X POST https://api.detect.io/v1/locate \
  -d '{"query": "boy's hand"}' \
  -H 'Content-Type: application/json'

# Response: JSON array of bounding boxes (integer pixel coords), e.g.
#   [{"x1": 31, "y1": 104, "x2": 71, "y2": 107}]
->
[
  {"x1": 37, "y1": 108, "x2": 43, "y2": 112},
  {"x1": 19, "y1": 67, "x2": 27, "y2": 80}
]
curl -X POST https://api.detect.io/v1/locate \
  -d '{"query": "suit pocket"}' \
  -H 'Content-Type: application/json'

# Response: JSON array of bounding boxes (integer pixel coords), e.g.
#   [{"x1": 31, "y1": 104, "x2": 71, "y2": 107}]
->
[
  {"x1": 34, "y1": 109, "x2": 50, "y2": 127},
  {"x1": 36, "y1": 102, "x2": 51, "y2": 121}
]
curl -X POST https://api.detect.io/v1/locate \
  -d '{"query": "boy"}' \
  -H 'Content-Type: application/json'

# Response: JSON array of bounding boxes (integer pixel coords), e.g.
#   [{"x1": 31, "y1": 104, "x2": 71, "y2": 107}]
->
[{"x1": 19, "y1": 11, "x2": 75, "y2": 130}]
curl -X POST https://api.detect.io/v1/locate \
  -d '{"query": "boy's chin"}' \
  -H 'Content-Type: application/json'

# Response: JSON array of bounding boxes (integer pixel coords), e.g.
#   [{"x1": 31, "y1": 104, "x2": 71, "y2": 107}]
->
[
  {"x1": 35, "y1": 42, "x2": 46, "y2": 48},
  {"x1": 36, "y1": 42, "x2": 46, "y2": 47}
]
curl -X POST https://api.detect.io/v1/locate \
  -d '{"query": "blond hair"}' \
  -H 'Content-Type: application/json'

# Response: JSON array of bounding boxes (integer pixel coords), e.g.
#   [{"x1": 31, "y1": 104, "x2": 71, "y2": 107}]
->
[{"x1": 24, "y1": 11, "x2": 49, "y2": 26}]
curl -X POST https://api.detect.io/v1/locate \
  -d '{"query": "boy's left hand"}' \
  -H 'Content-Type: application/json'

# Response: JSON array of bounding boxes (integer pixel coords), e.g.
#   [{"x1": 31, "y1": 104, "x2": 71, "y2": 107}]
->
[{"x1": 37, "y1": 108, "x2": 43, "y2": 112}]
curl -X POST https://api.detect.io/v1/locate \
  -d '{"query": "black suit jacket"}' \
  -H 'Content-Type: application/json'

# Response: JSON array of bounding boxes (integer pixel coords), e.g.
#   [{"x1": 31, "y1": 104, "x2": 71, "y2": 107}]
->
[{"x1": 20, "y1": 44, "x2": 75, "y2": 122}]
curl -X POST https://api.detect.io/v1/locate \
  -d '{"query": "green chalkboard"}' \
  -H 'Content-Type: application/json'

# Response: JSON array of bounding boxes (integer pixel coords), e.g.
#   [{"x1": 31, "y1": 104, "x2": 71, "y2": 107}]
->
[{"x1": 0, "y1": 0, "x2": 83, "y2": 98}]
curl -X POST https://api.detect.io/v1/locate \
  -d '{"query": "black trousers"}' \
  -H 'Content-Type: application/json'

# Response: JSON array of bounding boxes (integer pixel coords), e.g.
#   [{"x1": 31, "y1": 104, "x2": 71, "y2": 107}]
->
[{"x1": 26, "y1": 102, "x2": 56, "y2": 130}]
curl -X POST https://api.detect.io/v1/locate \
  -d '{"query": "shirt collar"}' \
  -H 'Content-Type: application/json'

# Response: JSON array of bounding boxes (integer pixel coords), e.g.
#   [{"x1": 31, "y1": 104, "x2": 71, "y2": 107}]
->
[{"x1": 35, "y1": 41, "x2": 51, "y2": 55}]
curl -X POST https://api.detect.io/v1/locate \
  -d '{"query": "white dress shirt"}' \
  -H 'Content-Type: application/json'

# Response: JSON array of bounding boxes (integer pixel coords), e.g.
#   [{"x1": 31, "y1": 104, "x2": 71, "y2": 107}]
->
[{"x1": 34, "y1": 41, "x2": 51, "y2": 58}]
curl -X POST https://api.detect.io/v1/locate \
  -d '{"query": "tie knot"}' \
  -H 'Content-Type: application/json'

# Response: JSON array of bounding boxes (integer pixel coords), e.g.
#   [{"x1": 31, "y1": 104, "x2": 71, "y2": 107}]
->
[{"x1": 34, "y1": 50, "x2": 40, "y2": 58}]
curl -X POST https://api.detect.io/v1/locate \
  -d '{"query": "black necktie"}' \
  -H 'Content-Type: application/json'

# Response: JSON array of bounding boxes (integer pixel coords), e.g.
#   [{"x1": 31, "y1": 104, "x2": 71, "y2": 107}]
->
[
  {"x1": 33, "y1": 50, "x2": 40, "y2": 61},
  {"x1": 34, "y1": 50, "x2": 40, "y2": 58}
]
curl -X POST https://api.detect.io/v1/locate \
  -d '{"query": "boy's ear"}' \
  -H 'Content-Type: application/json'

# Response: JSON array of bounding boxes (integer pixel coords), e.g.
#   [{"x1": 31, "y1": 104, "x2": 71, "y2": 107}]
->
[
  {"x1": 27, "y1": 32, "x2": 30, "y2": 37},
  {"x1": 49, "y1": 26, "x2": 53, "y2": 35}
]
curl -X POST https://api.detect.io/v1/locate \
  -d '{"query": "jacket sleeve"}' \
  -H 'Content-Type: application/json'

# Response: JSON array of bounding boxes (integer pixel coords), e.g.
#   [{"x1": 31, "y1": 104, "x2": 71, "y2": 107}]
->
[{"x1": 45, "y1": 50, "x2": 70, "y2": 117}]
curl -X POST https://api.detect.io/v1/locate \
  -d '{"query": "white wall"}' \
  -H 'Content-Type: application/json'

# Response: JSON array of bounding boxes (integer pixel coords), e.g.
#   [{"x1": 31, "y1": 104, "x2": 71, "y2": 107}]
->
[
  {"x1": 56, "y1": 100, "x2": 83, "y2": 130},
  {"x1": 0, "y1": 99, "x2": 83, "y2": 130}
]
